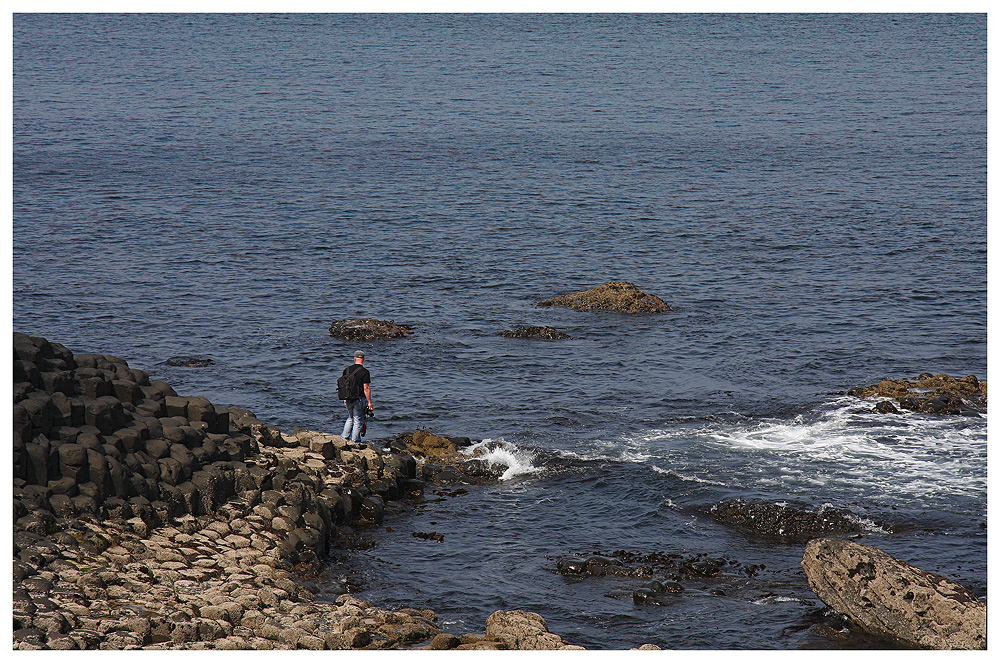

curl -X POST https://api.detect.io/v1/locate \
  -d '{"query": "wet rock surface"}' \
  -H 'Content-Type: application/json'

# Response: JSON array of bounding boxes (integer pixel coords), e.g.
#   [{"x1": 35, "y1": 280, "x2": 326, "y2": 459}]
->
[
  {"x1": 497, "y1": 326, "x2": 571, "y2": 340},
  {"x1": 710, "y1": 499, "x2": 875, "y2": 542},
  {"x1": 557, "y1": 550, "x2": 764, "y2": 583},
  {"x1": 383, "y1": 431, "x2": 504, "y2": 483},
  {"x1": 10, "y1": 333, "x2": 580, "y2": 650},
  {"x1": 163, "y1": 356, "x2": 215, "y2": 368},
  {"x1": 801, "y1": 538, "x2": 986, "y2": 650},
  {"x1": 537, "y1": 281, "x2": 673, "y2": 313},
  {"x1": 328, "y1": 318, "x2": 414, "y2": 342},
  {"x1": 556, "y1": 548, "x2": 778, "y2": 612},
  {"x1": 847, "y1": 373, "x2": 986, "y2": 415}
]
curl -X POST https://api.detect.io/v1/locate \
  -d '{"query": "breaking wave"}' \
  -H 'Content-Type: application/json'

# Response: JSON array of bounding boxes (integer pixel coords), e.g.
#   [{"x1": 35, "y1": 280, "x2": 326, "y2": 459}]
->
[
  {"x1": 619, "y1": 397, "x2": 987, "y2": 505},
  {"x1": 462, "y1": 438, "x2": 542, "y2": 481}
]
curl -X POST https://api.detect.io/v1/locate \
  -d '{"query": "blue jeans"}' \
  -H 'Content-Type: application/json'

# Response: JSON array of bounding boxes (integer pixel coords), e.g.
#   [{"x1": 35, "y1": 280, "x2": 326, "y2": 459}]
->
[{"x1": 342, "y1": 398, "x2": 367, "y2": 442}]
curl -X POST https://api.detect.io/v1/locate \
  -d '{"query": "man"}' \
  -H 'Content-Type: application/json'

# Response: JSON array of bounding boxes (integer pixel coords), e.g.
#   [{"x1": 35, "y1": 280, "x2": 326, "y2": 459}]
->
[{"x1": 341, "y1": 350, "x2": 373, "y2": 442}]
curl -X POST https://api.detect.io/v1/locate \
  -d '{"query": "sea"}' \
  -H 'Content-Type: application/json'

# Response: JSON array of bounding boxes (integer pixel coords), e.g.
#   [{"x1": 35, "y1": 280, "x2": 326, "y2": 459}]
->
[{"x1": 12, "y1": 13, "x2": 987, "y2": 650}]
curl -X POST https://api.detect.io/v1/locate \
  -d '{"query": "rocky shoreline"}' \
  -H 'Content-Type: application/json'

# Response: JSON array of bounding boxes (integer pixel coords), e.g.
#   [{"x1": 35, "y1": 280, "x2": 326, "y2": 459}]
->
[
  {"x1": 11, "y1": 332, "x2": 594, "y2": 650},
  {"x1": 12, "y1": 332, "x2": 986, "y2": 650}
]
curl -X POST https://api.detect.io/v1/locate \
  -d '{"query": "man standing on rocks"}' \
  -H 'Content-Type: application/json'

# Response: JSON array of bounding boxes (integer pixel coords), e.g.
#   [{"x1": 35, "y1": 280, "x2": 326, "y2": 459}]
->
[{"x1": 341, "y1": 350, "x2": 373, "y2": 442}]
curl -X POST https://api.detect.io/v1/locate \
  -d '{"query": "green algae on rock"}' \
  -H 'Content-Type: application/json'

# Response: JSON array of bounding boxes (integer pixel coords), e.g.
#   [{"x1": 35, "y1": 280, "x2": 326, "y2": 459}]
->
[
  {"x1": 537, "y1": 282, "x2": 673, "y2": 313},
  {"x1": 329, "y1": 318, "x2": 414, "y2": 342},
  {"x1": 498, "y1": 326, "x2": 571, "y2": 340}
]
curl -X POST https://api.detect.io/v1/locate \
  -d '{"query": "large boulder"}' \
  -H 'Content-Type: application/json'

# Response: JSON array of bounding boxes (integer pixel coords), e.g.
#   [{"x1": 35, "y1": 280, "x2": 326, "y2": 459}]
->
[
  {"x1": 483, "y1": 610, "x2": 582, "y2": 650},
  {"x1": 847, "y1": 373, "x2": 986, "y2": 415},
  {"x1": 329, "y1": 318, "x2": 413, "y2": 341},
  {"x1": 537, "y1": 281, "x2": 672, "y2": 313},
  {"x1": 801, "y1": 538, "x2": 986, "y2": 650}
]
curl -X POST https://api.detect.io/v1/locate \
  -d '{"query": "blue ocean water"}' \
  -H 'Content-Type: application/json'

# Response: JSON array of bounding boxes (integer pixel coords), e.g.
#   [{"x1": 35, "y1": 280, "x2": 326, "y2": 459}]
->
[{"x1": 13, "y1": 14, "x2": 986, "y2": 649}]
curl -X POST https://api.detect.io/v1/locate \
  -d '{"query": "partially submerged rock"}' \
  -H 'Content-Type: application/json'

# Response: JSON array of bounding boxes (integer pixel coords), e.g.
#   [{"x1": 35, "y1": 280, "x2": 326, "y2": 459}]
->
[
  {"x1": 163, "y1": 356, "x2": 215, "y2": 367},
  {"x1": 557, "y1": 549, "x2": 752, "y2": 581},
  {"x1": 801, "y1": 538, "x2": 986, "y2": 650},
  {"x1": 498, "y1": 326, "x2": 571, "y2": 340},
  {"x1": 329, "y1": 318, "x2": 414, "y2": 342},
  {"x1": 710, "y1": 500, "x2": 871, "y2": 542},
  {"x1": 385, "y1": 431, "x2": 506, "y2": 484},
  {"x1": 847, "y1": 373, "x2": 986, "y2": 415},
  {"x1": 537, "y1": 281, "x2": 673, "y2": 313}
]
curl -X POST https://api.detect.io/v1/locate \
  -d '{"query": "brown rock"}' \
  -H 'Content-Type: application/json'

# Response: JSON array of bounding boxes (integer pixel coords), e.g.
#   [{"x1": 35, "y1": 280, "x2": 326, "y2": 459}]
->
[
  {"x1": 537, "y1": 281, "x2": 672, "y2": 313},
  {"x1": 406, "y1": 430, "x2": 459, "y2": 460},
  {"x1": 484, "y1": 609, "x2": 575, "y2": 650},
  {"x1": 428, "y1": 633, "x2": 460, "y2": 650},
  {"x1": 848, "y1": 373, "x2": 987, "y2": 415},
  {"x1": 801, "y1": 538, "x2": 986, "y2": 649}
]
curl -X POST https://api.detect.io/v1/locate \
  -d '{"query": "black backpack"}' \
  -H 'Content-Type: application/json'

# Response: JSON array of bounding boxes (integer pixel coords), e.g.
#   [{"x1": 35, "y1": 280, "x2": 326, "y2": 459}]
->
[{"x1": 337, "y1": 364, "x2": 365, "y2": 401}]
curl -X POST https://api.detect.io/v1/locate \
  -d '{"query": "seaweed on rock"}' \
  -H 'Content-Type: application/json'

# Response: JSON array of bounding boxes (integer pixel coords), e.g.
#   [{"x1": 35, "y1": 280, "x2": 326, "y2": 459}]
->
[{"x1": 537, "y1": 281, "x2": 672, "y2": 313}]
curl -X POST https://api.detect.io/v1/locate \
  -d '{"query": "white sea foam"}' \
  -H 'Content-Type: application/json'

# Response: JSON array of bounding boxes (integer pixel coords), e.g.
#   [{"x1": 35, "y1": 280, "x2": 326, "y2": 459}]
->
[
  {"x1": 620, "y1": 397, "x2": 986, "y2": 503},
  {"x1": 752, "y1": 595, "x2": 802, "y2": 606},
  {"x1": 650, "y1": 465, "x2": 728, "y2": 487},
  {"x1": 462, "y1": 438, "x2": 541, "y2": 481},
  {"x1": 699, "y1": 398, "x2": 987, "y2": 500}
]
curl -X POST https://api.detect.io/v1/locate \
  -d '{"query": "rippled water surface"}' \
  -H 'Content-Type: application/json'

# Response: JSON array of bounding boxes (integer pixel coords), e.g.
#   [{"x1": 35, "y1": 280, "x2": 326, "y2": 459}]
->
[{"x1": 13, "y1": 14, "x2": 986, "y2": 649}]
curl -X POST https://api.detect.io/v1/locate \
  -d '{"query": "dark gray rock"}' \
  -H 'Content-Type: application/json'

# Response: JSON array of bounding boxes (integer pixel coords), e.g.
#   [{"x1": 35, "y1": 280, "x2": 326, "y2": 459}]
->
[
  {"x1": 710, "y1": 499, "x2": 868, "y2": 542},
  {"x1": 164, "y1": 356, "x2": 215, "y2": 367}
]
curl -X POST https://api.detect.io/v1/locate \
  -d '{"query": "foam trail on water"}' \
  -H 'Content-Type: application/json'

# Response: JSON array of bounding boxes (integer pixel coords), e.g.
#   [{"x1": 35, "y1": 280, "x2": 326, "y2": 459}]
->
[{"x1": 620, "y1": 396, "x2": 986, "y2": 503}]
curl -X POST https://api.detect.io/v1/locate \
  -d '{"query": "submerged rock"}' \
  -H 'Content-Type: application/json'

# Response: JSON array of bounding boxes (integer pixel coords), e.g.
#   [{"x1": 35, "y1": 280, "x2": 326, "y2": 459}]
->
[
  {"x1": 497, "y1": 326, "x2": 571, "y2": 340},
  {"x1": 329, "y1": 318, "x2": 414, "y2": 342},
  {"x1": 537, "y1": 281, "x2": 673, "y2": 313},
  {"x1": 847, "y1": 373, "x2": 986, "y2": 415},
  {"x1": 710, "y1": 500, "x2": 870, "y2": 542},
  {"x1": 801, "y1": 538, "x2": 986, "y2": 650}
]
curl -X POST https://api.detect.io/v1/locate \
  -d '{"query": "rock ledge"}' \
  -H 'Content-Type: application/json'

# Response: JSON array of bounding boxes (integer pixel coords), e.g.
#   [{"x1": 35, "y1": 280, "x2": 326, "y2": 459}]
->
[{"x1": 801, "y1": 538, "x2": 986, "y2": 650}]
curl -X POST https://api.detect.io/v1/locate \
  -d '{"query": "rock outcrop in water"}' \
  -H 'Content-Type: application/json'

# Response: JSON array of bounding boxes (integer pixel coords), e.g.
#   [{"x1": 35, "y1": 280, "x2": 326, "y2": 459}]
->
[
  {"x1": 497, "y1": 326, "x2": 571, "y2": 340},
  {"x1": 385, "y1": 431, "x2": 504, "y2": 483},
  {"x1": 10, "y1": 333, "x2": 582, "y2": 650},
  {"x1": 801, "y1": 538, "x2": 987, "y2": 650},
  {"x1": 163, "y1": 356, "x2": 215, "y2": 367},
  {"x1": 537, "y1": 281, "x2": 673, "y2": 313},
  {"x1": 328, "y1": 318, "x2": 414, "y2": 342},
  {"x1": 847, "y1": 373, "x2": 987, "y2": 415},
  {"x1": 710, "y1": 500, "x2": 873, "y2": 542}
]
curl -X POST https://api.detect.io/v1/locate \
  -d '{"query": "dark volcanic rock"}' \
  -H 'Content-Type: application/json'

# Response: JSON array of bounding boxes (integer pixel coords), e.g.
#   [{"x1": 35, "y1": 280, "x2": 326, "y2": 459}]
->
[
  {"x1": 633, "y1": 580, "x2": 684, "y2": 605},
  {"x1": 497, "y1": 326, "x2": 571, "y2": 340},
  {"x1": 802, "y1": 537, "x2": 986, "y2": 650},
  {"x1": 557, "y1": 549, "x2": 747, "y2": 581},
  {"x1": 164, "y1": 356, "x2": 215, "y2": 368},
  {"x1": 537, "y1": 281, "x2": 673, "y2": 313},
  {"x1": 329, "y1": 318, "x2": 414, "y2": 342},
  {"x1": 847, "y1": 373, "x2": 986, "y2": 415},
  {"x1": 710, "y1": 499, "x2": 870, "y2": 542}
]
